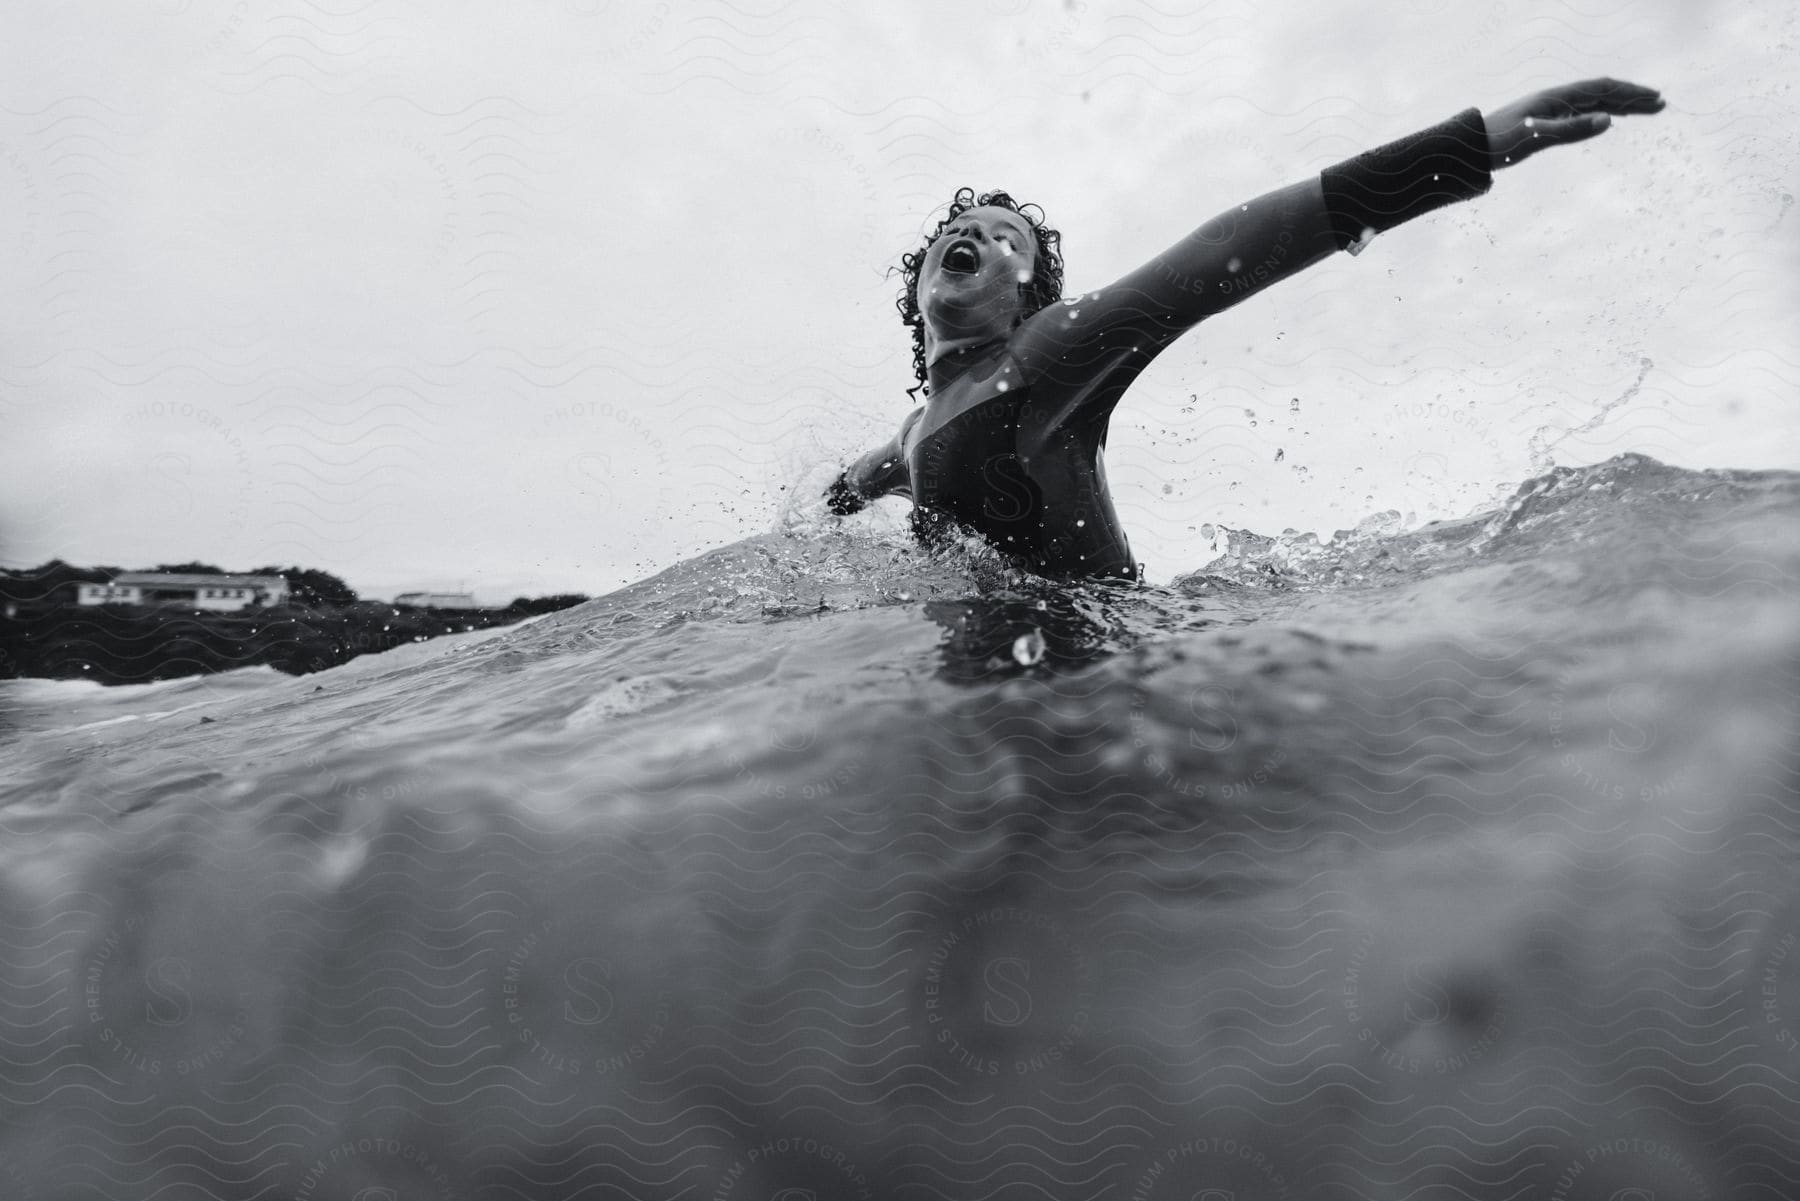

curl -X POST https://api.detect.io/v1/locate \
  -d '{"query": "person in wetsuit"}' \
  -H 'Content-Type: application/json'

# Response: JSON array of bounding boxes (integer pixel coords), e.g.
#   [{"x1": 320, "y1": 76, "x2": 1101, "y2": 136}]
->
[{"x1": 824, "y1": 77, "x2": 1666, "y2": 582}]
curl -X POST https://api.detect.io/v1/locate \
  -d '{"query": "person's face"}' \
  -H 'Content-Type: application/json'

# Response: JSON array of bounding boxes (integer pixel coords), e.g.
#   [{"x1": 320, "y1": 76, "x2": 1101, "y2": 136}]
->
[{"x1": 918, "y1": 205, "x2": 1038, "y2": 353}]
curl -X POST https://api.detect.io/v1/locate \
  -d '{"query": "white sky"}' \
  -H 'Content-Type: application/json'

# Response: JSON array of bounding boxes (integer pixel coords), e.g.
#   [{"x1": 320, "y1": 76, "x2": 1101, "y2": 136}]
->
[{"x1": 1, "y1": 0, "x2": 1795, "y2": 601}]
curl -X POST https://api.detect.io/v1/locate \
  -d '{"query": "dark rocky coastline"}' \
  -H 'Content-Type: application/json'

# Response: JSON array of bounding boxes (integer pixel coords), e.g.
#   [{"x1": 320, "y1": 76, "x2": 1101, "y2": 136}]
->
[{"x1": 0, "y1": 562, "x2": 587, "y2": 684}]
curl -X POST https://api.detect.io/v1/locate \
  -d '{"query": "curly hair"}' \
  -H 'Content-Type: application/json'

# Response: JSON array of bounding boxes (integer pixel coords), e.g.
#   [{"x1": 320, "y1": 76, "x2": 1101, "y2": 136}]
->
[{"x1": 894, "y1": 187, "x2": 1065, "y2": 399}]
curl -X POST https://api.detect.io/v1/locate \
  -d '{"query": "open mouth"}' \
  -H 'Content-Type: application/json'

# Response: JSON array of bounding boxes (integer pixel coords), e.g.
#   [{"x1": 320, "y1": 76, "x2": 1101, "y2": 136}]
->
[{"x1": 941, "y1": 239, "x2": 980, "y2": 275}]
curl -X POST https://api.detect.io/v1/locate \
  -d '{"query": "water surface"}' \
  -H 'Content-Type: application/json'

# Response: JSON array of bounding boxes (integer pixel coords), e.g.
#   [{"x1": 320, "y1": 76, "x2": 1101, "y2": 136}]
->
[{"x1": 1, "y1": 454, "x2": 1796, "y2": 1199}]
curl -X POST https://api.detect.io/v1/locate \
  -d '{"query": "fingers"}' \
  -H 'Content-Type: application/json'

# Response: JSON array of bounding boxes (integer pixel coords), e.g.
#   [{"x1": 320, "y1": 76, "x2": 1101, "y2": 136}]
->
[
  {"x1": 1549, "y1": 77, "x2": 1666, "y2": 116},
  {"x1": 1529, "y1": 112, "x2": 1613, "y2": 148},
  {"x1": 1492, "y1": 77, "x2": 1660, "y2": 167}
]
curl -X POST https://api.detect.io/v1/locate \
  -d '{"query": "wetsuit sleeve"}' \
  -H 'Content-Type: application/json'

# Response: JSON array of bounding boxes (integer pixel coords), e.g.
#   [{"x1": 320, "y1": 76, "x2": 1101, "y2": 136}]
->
[
  {"x1": 1320, "y1": 107, "x2": 1492, "y2": 252},
  {"x1": 1009, "y1": 176, "x2": 1338, "y2": 386},
  {"x1": 1009, "y1": 108, "x2": 1494, "y2": 385},
  {"x1": 827, "y1": 408, "x2": 921, "y2": 513}
]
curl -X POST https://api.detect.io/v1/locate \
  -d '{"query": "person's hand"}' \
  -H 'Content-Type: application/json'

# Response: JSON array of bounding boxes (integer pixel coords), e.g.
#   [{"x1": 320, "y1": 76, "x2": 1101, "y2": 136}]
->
[
  {"x1": 825, "y1": 473, "x2": 866, "y2": 516},
  {"x1": 1484, "y1": 78, "x2": 1665, "y2": 171}
]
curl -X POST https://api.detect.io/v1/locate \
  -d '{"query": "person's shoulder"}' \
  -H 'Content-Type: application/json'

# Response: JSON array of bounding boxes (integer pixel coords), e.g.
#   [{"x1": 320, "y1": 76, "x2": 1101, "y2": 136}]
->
[{"x1": 1007, "y1": 291, "x2": 1159, "y2": 383}]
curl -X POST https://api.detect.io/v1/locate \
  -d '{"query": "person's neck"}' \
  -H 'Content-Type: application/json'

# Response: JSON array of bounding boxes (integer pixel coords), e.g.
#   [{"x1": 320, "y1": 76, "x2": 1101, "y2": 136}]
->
[{"x1": 924, "y1": 337, "x2": 1006, "y2": 397}]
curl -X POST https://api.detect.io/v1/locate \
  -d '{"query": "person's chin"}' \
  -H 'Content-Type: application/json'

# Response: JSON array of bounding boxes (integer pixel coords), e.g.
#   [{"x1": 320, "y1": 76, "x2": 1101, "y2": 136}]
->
[{"x1": 932, "y1": 287, "x2": 1003, "y2": 318}]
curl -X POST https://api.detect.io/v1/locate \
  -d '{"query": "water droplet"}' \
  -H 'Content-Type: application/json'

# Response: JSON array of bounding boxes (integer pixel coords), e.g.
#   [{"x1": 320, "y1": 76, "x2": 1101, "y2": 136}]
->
[
  {"x1": 997, "y1": 380, "x2": 1009, "y2": 391},
  {"x1": 1227, "y1": 256, "x2": 1242, "y2": 273},
  {"x1": 1289, "y1": 397, "x2": 1300, "y2": 412},
  {"x1": 1274, "y1": 448, "x2": 1285, "y2": 462},
  {"x1": 1076, "y1": 518, "x2": 1086, "y2": 527}
]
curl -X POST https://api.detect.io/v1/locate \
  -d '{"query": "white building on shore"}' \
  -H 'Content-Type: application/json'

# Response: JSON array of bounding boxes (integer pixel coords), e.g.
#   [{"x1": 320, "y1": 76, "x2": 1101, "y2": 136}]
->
[{"x1": 76, "y1": 572, "x2": 290, "y2": 611}]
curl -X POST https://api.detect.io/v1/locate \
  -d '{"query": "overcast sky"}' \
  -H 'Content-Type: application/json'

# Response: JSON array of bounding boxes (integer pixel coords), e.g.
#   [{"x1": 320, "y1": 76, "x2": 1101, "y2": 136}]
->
[{"x1": 2, "y1": 0, "x2": 1794, "y2": 600}]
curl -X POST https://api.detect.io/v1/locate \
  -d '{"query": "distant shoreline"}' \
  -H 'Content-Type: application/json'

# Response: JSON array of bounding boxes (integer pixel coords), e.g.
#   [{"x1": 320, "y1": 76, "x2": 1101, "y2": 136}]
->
[
  {"x1": 0, "y1": 562, "x2": 587, "y2": 686},
  {"x1": 0, "y1": 600, "x2": 557, "y2": 685}
]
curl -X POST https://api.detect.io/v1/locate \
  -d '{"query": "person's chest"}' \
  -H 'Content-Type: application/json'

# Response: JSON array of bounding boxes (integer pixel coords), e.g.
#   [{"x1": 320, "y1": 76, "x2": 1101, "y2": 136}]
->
[{"x1": 904, "y1": 352, "x2": 1028, "y2": 494}]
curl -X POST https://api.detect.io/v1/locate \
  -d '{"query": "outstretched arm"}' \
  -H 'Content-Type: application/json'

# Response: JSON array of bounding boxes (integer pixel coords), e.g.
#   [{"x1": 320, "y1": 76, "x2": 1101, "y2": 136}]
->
[
  {"x1": 824, "y1": 408, "x2": 921, "y2": 515},
  {"x1": 1010, "y1": 79, "x2": 1664, "y2": 380}
]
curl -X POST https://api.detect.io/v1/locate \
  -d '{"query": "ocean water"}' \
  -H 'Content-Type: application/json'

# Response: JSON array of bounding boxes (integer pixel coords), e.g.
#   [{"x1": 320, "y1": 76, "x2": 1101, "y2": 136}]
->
[{"x1": 1, "y1": 452, "x2": 1797, "y2": 1200}]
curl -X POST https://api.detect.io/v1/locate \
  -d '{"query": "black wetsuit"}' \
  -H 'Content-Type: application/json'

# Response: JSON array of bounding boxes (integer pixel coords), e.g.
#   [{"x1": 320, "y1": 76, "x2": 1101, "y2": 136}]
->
[
  {"x1": 830, "y1": 108, "x2": 1494, "y2": 582},
  {"x1": 902, "y1": 338, "x2": 1146, "y2": 581}
]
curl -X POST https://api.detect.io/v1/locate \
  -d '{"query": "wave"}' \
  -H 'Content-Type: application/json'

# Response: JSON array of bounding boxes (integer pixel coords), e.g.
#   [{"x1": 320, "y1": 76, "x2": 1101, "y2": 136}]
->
[{"x1": 0, "y1": 453, "x2": 1795, "y2": 1197}]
